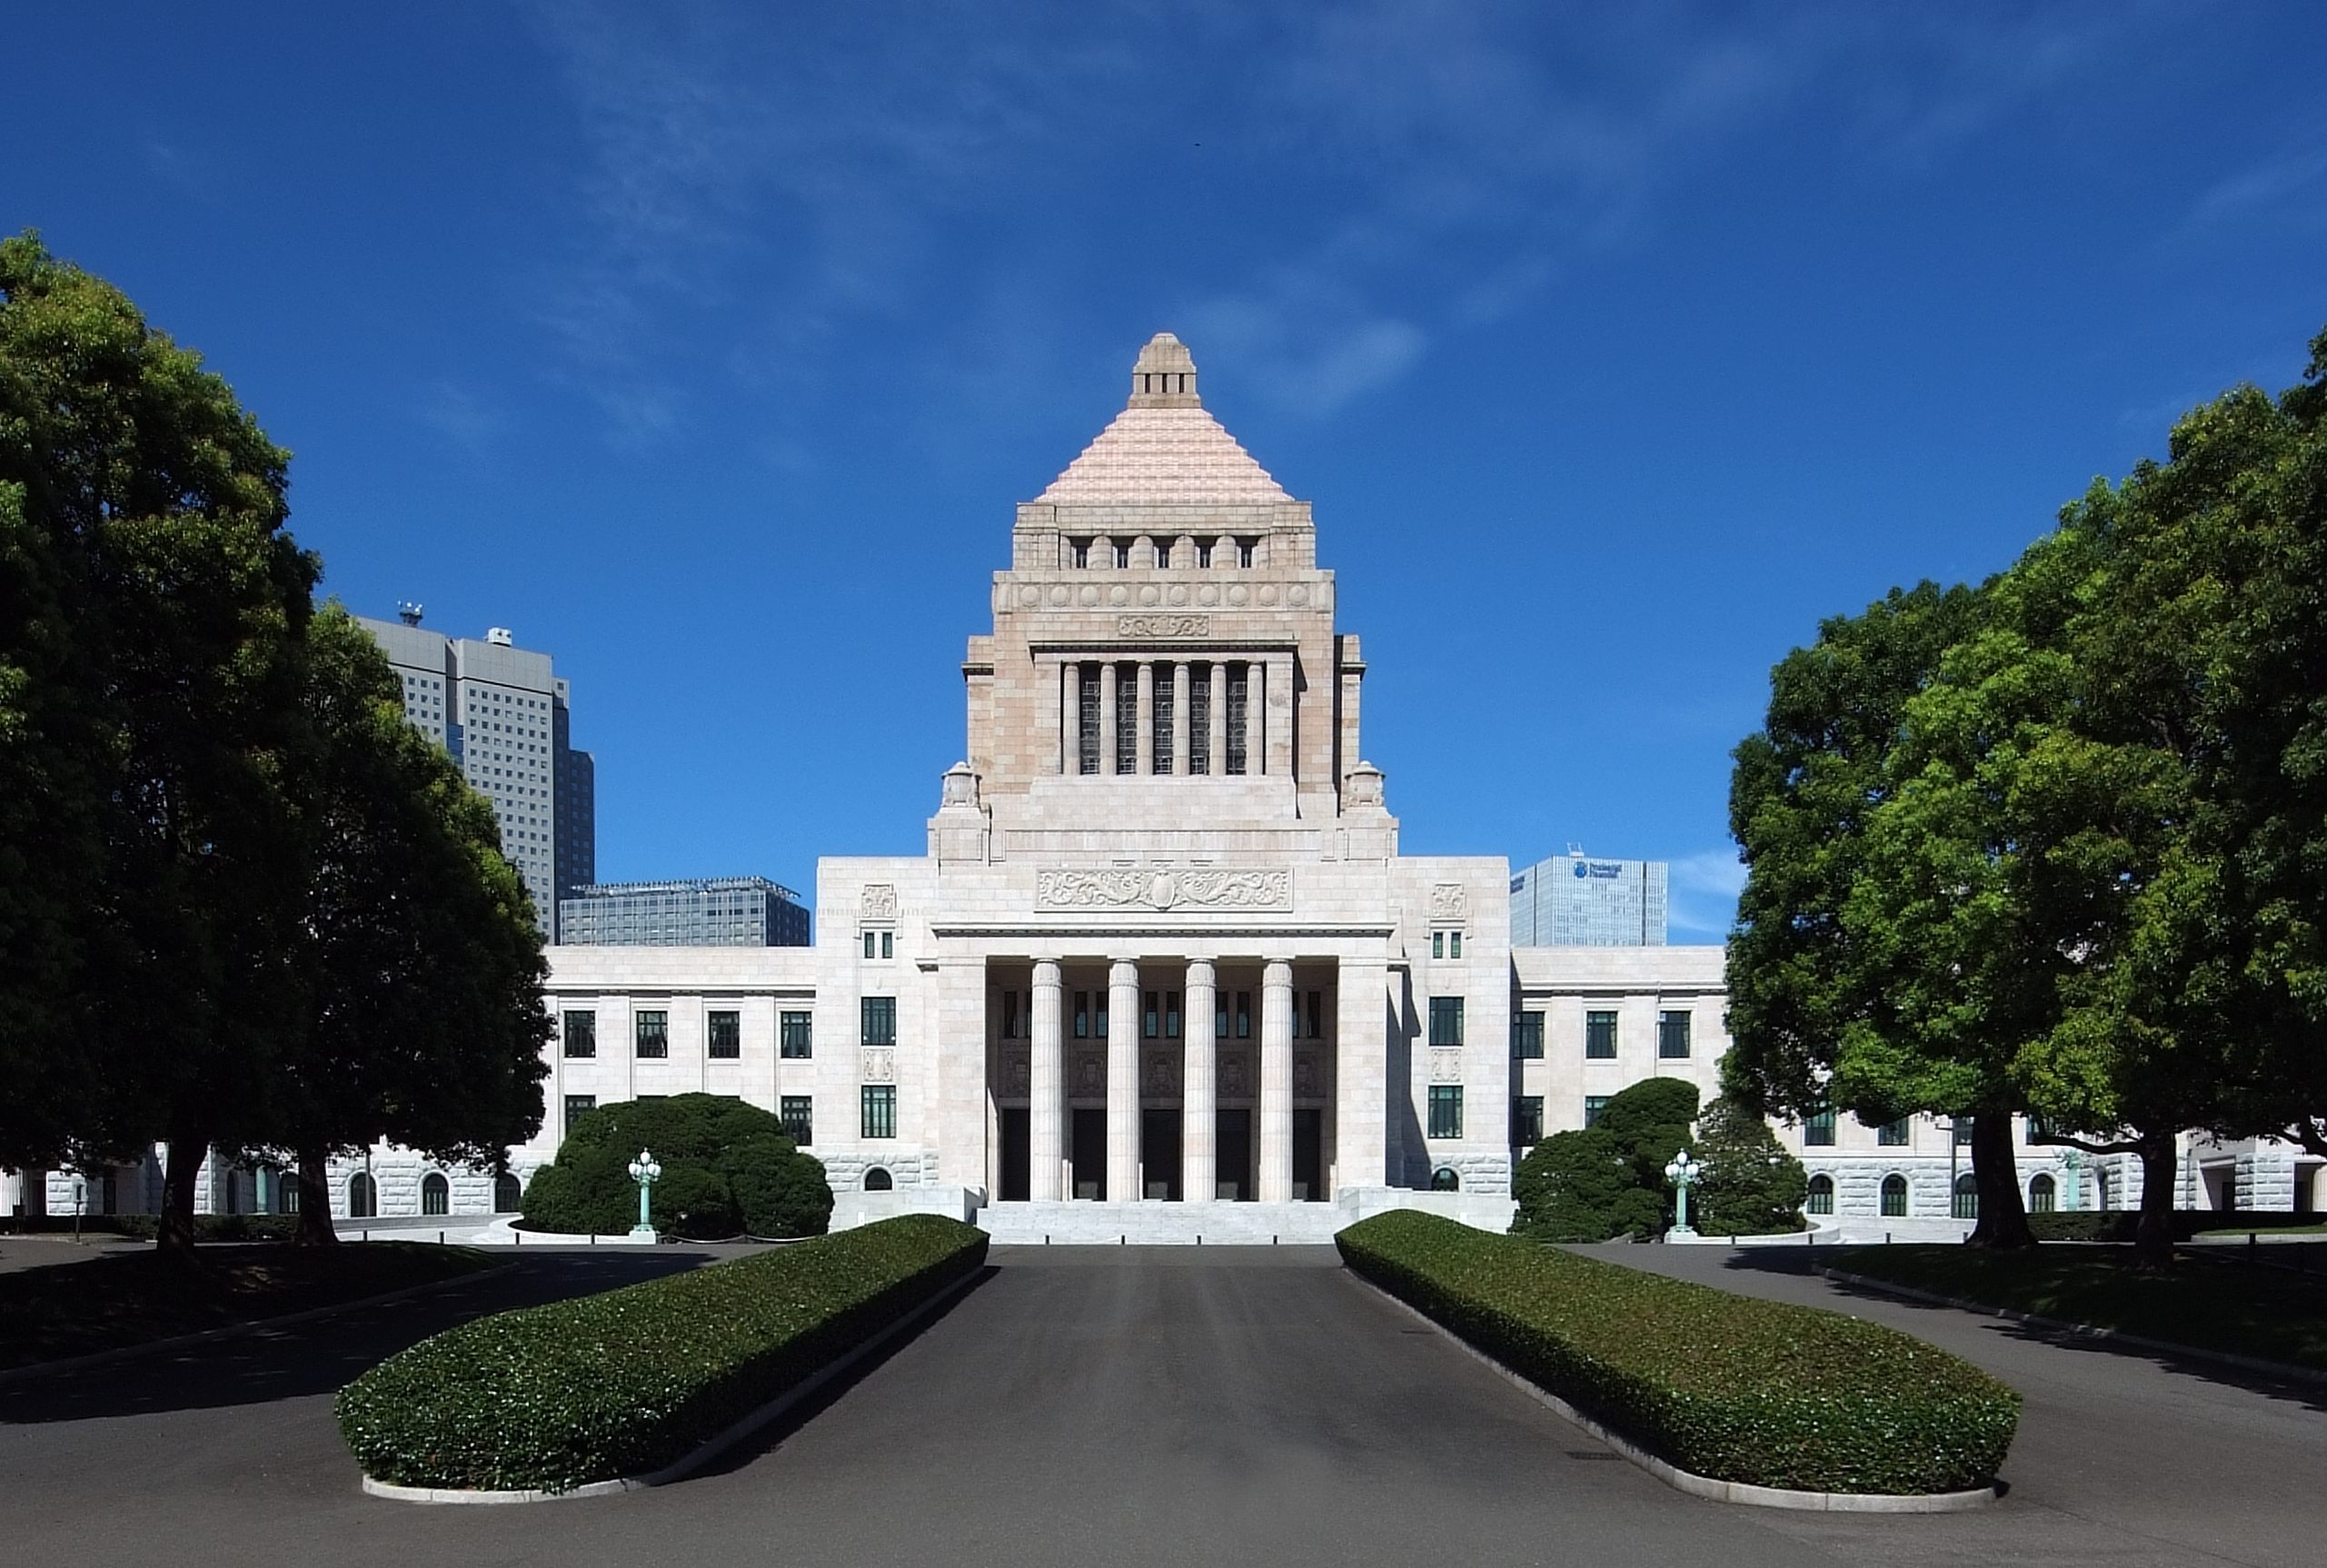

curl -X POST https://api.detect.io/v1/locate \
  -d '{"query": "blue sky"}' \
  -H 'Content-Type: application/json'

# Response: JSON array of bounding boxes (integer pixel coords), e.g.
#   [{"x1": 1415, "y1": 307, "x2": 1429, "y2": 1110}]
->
[{"x1": 11, "y1": 4, "x2": 2326, "y2": 940}]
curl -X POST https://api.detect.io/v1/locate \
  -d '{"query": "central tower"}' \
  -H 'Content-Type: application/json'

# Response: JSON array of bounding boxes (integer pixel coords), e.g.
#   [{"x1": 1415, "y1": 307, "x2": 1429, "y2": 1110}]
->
[{"x1": 950, "y1": 333, "x2": 1390, "y2": 868}]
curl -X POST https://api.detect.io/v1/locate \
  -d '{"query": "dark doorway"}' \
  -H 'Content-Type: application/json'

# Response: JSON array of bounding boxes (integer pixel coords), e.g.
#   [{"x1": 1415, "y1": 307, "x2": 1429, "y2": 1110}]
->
[
  {"x1": 1293, "y1": 1108, "x2": 1323, "y2": 1201},
  {"x1": 1071, "y1": 1108, "x2": 1107, "y2": 1199},
  {"x1": 1216, "y1": 1108, "x2": 1253, "y2": 1202},
  {"x1": 1000, "y1": 1107, "x2": 1030, "y2": 1202},
  {"x1": 1142, "y1": 1109, "x2": 1181, "y2": 1201}
]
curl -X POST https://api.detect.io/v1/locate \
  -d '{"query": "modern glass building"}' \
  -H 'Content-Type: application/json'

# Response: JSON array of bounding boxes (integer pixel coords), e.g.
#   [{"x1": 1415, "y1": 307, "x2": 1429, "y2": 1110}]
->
[
  {"x1": 1509, "y1": 851, "x2": 1667, "y2": 947},
  {"x1": 558, "y1": 877, "x2": 811, "y2": 948}
]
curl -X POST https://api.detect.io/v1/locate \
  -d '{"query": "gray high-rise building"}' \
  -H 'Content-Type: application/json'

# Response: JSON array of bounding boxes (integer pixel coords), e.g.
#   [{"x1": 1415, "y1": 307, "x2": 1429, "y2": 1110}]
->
[
  {"x1": 356, "y1": 611, "x2": 596, "y2": 940},
  {"x1": 558, "y1": 878, "x2": 810, "y2": 947},
  {"x1": 1509, "y1": 850, "x2": 1667, "y2": 947}
]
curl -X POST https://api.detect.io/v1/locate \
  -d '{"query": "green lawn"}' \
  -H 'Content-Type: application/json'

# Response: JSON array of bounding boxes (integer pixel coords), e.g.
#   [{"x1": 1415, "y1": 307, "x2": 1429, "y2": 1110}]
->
[
  {"x1": 1828, "y1": 1245, "x2": 2327, "y2": 1374},
  {"x1": 0, "y1": 1242, "x2": 496, "y2": 1371}
]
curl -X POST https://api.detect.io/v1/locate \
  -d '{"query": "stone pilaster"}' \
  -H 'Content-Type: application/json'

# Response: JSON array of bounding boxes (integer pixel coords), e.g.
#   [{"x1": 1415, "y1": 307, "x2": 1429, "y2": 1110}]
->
[
  {"x1": 1134, "y1": 661, "x2": 1154, "y2": 775},
  {"x1": 1333, "y1": 957, "x2": 1388, "y2": 1189},
  {"x1": 1170, "y1": 661, "x2": 1189, "y2": 777},
  {"x1": 1030, "y1": 958, "x2": 1063, "y2": 1200},
  {"x1": 1183, "y1": 958, "x2": 1217, "y2": 1203},
  {"x1": 1259, "y1": 958, "x2": 1295, "y2": 1201},
  {"x1": 1109, "y1": 958, "x2": 1142, "y2": 1200}
]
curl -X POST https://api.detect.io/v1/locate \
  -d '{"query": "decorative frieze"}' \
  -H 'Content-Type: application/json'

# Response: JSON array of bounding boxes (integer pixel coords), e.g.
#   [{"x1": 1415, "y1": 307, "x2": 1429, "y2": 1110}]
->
[
  {"x1": 1036, "y1": 867, "x2": 1292, "y2": 912},
  {"x1": 1116, "y1": 613, "x2": 1209, "y2": 638}
]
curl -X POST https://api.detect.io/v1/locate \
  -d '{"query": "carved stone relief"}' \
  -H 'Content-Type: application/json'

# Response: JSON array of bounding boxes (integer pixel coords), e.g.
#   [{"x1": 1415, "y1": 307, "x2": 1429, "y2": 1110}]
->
[
  {"x1": 1145, "y1": 1054, "x2": 1177, "y2": 1095},
  {"x1": 860, "y1": 1047, "x2": 896, "y2": 1083},
  {"x1": 1429, "y1": 1048, "x2": 1463, "y2": 1084},
  {"x1": 1293, "y1": 1055, "x2": 1320, "y2": 1097},
  {"x1": 1074, "y1": 1055, "x2": 1106, "y2": 1097},
  {"x1": 1116, "y1": 613, "x2": 1210, "y2": 638},
  {"x1": 1005, "y1": 1056, "x2": 1029, "y2": 1095},
  {"x1": 1037, "y1": 867, "x2": 1292, "y2": 912},
  {"x1": 860, "y1": 883, "x2": 899, "y2": 920},
  {"x1": 1429, "y1": 883, "x2": 1467, "y2": 921},
  {"x1": 1219, "y1": 1055, "x2": 1250, "y2": 1097}
]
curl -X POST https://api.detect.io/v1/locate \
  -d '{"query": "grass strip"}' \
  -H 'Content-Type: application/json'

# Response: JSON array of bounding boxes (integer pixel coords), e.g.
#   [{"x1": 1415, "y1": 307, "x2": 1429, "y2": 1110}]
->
[
  {"x1": 0, "y1": 1242, "x2": 495, "y2": 1370},
  {"x1": 1339, "y1": 1211, "x2": 2017, "y2": 1494},
  {"x1": 336, "y1": 1214, "x2": 986, "y2": 1493},
  {"x1": 1829, "y1": 1245, "x2": 2327, "y2": 1373}
]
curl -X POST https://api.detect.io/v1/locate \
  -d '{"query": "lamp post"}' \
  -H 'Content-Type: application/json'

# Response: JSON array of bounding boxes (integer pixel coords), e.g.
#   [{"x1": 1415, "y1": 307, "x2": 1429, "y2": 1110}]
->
[
  {"x1": 1665, "y1": 1150, "x2": 1705, "y2": 1239},
  {"x1": 627, "y1": 1150, "x2": 661, "y2": 1239},
  {"x1": 70, "y1": 1176, "x2": 85, "y2": 1244}
]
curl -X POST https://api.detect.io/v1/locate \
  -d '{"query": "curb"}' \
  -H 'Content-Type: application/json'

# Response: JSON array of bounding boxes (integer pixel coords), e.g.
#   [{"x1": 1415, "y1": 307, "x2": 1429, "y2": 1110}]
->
[
  {"x1": 1346, "y1": 1269, "x2": 2000, "y2": 1513},
  {"x1": 361, "y1": 1263, "x2": 989, "y2": 1504},
  {"x1": 1815, "y1": 1265, "x2": 2327, "y2": 1386},
  {"x1": 0, "y1": 1260, "x2": 518, "y2": 1386}
]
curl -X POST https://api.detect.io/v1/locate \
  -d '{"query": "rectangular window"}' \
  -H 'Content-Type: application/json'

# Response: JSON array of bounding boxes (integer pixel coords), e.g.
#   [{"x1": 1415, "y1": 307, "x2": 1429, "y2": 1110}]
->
[
  {"x1": 1071, "y1": 537, "x2": 1089, "y2": 569},
  {"x1": 1428, "y1": 996, "x2": 1465, "y2": 1047},
  {"x1": 1432, "y1": 931, "x2": 1444, "y2": 959},
  {"x1": 1225, "y1": 664, "x2": 1248, "y2": 775},
  {"x1": 1001, "y1": 990, "x2": 1019, "y2": 1040},
  {"x1": 1236, "y1": 991, "x2": 1251, "y2": 1038},
  {"x1": 1237, "y1": 539, "x2": 1254, "y2": 568},
  {"x1": 780, "y1": 1096, "x2": 813, "y2": 1146},
  {"x1": 1954, "y1": 1118, "x2": 1975, "y2": 1146},
  {"x1": 1096, "y1": 991, "x2": 1109, "y2": 1037},
  {"x1": 565, "y1": 1094, "x2": 596, "y2": 1131},
  {"x1": 1078, "y1": 663, "x2": 1101, "y2": 775},
  {"x1": 860, "y1": 1085, "x2": 897, "y2": 1139},
  {"x1": 1877, "y1": 1117, "x2": 1911, "y2": 1146},
  {"x1": 861, "y1": 996, "x2": 896, "y2": 1047},
  {"x1": 1113, "y1": 541, "x2": 1130, "y2": 569},
  {"x1": 1165, "y1": 992, "x2": 1181, "y2": 1038},
  {"x1": 1427, "y1": 1085, "x2": 1464, "y2": 1140},
  {"x1": 1115, "y1": 661, "x2": 1138, "y2": 774},
  {"x1": 707, "y1": 1010, "x2": 741, "y2": 1059},
  {"x1": 880, "y1": 930, "x2": 893, "y2": 959},
  {"x1": 1306, "y1": 990, "x2": 1323, "y2": 1039},
  {"x1": 562, "y1": 1010, "x2": 597, "y2": 1058},
  {"x1": 1805, "y1": 1107, "x2": 1837, "y2": 1146},
  {"x1": 1188, "y1": 663, "x2": 1211, "y2": 775},
  {"x1": 634, "y1": 1010, "x2": 668, "y2": 1058},
  {"x1": 1154, "y1": 539, "x2": 1170, "y2": 568},
  {"x1": 1151, "y1": 663, "x2": 1173, "y2": 773},
  {"x1": 1513, "y1": 1010, "x2": 1545, "y2": 1058},
  {"x1": 1450, "y1": 931, "x2": 1463, "y2": 958},
  {"x1": 1585, "y1": 1010, "x2": 1618, "y2": 1058},
  {"x1": 864, "y1": 930, "x2": 877, "y2": 958},
  {"x1": 1512, "y1": 1095, "x2": 1544, "y2": 1146},
  {"x1": 780, "y1": 1011, "x2": 812, "y2": 1058},
  {"x1": 1144, "y1": 990, "x2": 1160, "y2": 1038},
  {"x1": 1657, "y1": 1010, "x2": 1692, "y2": 1059},
  {"x1": 1584, "y1": 1094, "x2": 1610, "y2": 1128},
  {"x1": 1198, "y1": 541, "x2": 1212, "y2": 568},
  {"x1": 1074, "y1": 991, "x2": 1089, "y2": 1037}
]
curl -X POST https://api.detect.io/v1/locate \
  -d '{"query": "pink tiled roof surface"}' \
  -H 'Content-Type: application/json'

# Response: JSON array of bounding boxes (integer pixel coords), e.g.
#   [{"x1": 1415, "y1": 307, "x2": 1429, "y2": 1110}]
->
[{"x1": 1035, "y1": 405, "x2": 1291, "y2": 509}]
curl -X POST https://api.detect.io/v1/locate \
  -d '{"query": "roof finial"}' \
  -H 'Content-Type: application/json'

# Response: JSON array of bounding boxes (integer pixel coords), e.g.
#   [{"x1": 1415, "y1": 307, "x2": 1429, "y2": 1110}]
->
[{"x1": 1129, "y1": 332, "x2": 1199, "y2": 408}]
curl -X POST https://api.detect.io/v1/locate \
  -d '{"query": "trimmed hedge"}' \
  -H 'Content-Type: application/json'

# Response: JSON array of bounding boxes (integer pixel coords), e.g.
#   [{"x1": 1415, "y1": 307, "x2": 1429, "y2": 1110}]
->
[
  {"x1": 1339, "y1": 1211, "x2": 2018, "y2": 1494},
  {"x1": 337, "y1": 1214, "x2": 986, "y2": 1492}
]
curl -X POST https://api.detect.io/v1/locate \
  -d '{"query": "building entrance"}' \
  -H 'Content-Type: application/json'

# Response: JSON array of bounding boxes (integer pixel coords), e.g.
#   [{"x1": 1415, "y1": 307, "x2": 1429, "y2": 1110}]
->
[
  {"x1": 1216, "y1": 1108, "x2": 1253, "y2": 1201},
  {"x1": 1141, "y1": 1109, "x2": 1181, "y2": 1201},
  {"x1": 1293, "y1": 1108, "x2": 1323, "y2": 1202},
  {"x1": 999, "y1": 1107, "x2": 1030, "y2": 1202},
  {"x1": 1071, "y1": 1108, "x2": 1107, "y2": 1199}
]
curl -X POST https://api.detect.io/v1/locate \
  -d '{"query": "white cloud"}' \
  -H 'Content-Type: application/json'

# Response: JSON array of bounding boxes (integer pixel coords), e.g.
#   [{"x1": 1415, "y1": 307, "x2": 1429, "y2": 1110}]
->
[{"x1": 1666, "y1": 848, "x2": 1745, "y2": 941}]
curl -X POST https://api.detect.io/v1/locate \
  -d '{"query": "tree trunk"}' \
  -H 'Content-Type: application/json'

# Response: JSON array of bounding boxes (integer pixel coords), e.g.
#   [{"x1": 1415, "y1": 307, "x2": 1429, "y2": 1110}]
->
[
  {"x1": 1964, "y1": 1110, "x2": 2038, "y2": 1249},
  {"x1": 293, "y1": 1148, "x2": 338, "y2": 1246},
  {"x1": 2134, "y1": 1129, "x2": 2180, "y2": 1270},
  {"x1": 158, "y1": 1132, "x2": 207, "y2": 1262}
]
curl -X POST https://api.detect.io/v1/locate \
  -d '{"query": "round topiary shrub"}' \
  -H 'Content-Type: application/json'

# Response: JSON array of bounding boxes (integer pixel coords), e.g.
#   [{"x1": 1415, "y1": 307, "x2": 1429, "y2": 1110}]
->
[{"x1": 521, "y1": 1094, "x2": 832, "y2": 1238}]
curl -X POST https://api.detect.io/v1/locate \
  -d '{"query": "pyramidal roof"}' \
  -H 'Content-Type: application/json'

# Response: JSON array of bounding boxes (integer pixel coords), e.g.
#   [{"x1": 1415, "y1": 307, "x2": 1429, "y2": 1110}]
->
[{"x1": 1035, "y1": 333, "x2": 1291, "y2": 509}]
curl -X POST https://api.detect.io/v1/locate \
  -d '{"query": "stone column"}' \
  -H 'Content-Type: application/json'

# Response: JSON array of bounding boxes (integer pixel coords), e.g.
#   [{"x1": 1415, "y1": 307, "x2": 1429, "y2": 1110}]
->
[
  {"x1": 1101, "y1": 663, "x2": 1120, "y2": 774},
  {"x1": 1029, "y1": 959, "x2": 1064, "y2": 1201},
  {"x1": 1182, "y1": 958, "x2": 1217, "y2": 1203},
  {"x1": 1267, "y1": 654, "x2": 1295, "y2": 779},
  {"x1": 1258, "y1": 958, "x2": 1295, "y2": 1201},
  {"x1": 1108, "y1": 958, "x2": 1142, "y2": 1200},
  {"x1": 1206, "y1": 662, "x2": 1227, "y2": 777},
  {"x1": 1134, "y1": 662, "x2": 1154, "y2": 776},
  {"x1": 1058, "y1": 660, "x2": 1076, "y2": 775},
  {"x1": 1171, "y1": 662, "x2": 1190, "y2": 777}
]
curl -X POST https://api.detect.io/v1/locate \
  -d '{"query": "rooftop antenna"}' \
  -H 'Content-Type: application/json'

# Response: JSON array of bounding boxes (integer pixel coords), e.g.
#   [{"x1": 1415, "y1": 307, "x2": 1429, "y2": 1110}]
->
[
  {"x1": 1567, "y1": 841, "x2": 1586, "y2": 858},
  {"x1": 486, "y1": 627, "x2": 513, "y2": 647},
  {"x1": 396, "y1": 601, "x2": 424, "y2": 627}
]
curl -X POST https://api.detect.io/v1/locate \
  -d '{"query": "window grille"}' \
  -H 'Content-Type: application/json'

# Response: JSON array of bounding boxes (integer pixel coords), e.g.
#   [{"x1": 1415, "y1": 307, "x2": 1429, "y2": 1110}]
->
[
  {"x1": 1078, "y1": 664, "x2": 1101, "y2": 774},
  {"x1": 562, "y1": 1010, "x2": 596, "y2": 1058},
  {"x1": 1657, "y1": 1010, "x2": 1691, "y2": 1058},
  {"x1": 1585, "y1": 1010, "x2": 1617, "y2": 1058},
  {"x1": 1151, "y1": 663, "x2": 1174, "y2": 773},
  {"x1": 1805, "y1": 1107, "x2": 1837, "y2": 1146},
  {"x1": 861, "y1": 1086, "x2": 897, "y2": 1139},
  {"x1": 1513, "y1": 1011, "x2": 1545, "y2": 1059},
  {"x1": 1188, "y1": 663, "x2": 1211, "y2": 774},
  {"x1": 1427, "y1": 1085, "x2": 1464, "y2": 1139},
  {"x1": 781, "y1": 1011, "x2": 813, "y2": 1057},
  {"x1": 1428, "y1": 997, "x2": 1465, "y2": 1047},
  {"x1": 634, "y1": 1010, "x2": 668, "y2": 1058},
  {"x1": 1225, "y1": 664, "x2": 1248, "y2": 775},
  {"x1": 781, "y1": 1096, "x2": 813, "y2": 1145},
  {"x1": 860, "y1": 997, "x2": 896, "y2": 1047},
  {"x1": 1115, "y1": 662, "x2": 1138, "y2": 774},
  {"x1": 708, "y1": 1010, "x2": 741, "y2": 1059}
]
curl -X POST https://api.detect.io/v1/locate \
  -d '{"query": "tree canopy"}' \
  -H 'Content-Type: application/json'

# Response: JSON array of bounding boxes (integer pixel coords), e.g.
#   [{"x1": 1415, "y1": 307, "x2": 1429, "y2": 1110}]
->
[
  {"x1": 1512, "y1": 1077, "x2": 1700, "y2": 1242},
  {"x1": 522, "y1": 1096, "x2": 833, "y2": 1239}
]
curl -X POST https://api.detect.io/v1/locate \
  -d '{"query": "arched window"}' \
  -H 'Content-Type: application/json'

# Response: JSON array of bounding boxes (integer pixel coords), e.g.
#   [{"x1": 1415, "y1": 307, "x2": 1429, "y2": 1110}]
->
[
  {"x1": 349, "y1": 1172, "x2": 377, "y2": 1218},
  {"x1": 864, "y1": 1166, "x2": 893, "y2": 1192},
  {"x1": 422, "y1": 1173, "x2": 451, "y2": 1216},
  {"x1": 494, "y1": 1172, "x2": 522, "y2": 1213},
  {"x1": 1879, "y1": 1174, "x2": 1909, "y2": 1217},
  {"x1": 1430, "y1": 1166, "x2": 1461, "y2": 1192},
  {"x1": 1805, "y1": 1174, "x2": 1835, "y2": 1216},
  {"x1": 2027, "y1": 1173, "x2": 2056, "y2": 1214},
  {"x1": 1953, "y1": 1173, "x2": 1978, "y2": 1220}
]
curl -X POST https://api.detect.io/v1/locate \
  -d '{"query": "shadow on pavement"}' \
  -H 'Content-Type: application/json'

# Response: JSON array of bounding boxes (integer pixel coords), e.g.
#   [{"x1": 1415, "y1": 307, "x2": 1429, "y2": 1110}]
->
[{"x1": 0, "y1": 1250, "x2": 708, "y2": 1426}]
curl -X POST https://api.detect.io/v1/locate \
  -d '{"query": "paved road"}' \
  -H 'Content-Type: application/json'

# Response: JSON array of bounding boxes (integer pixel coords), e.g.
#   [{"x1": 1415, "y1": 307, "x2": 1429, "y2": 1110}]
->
[
  {"x1": 1579, "y1": 1242, "x2": 2327, "y2": 1568},
  {"x1": 3, "y1": 1241, "x2": 2320, "y2": 1567}
]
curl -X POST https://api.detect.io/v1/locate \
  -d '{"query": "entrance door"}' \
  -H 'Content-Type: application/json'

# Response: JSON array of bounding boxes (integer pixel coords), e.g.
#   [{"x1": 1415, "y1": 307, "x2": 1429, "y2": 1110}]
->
[
  {"x1": 1142, "y1": 1109, "x2": 1181, "y2": 1201},
  {"x1": 1216, "y1": 1109, "x2": 1253, "y2": 1202},
  {"x1": 1292, "y1": 1108, "x2": 1323, "y2": 1201},
  {"x1": 1071, "y1": 1109, "x2": 1107, "y2": 1199},
  {"x1": 999, "y1": 1107, "x2": 1030, "y2": 1202}
]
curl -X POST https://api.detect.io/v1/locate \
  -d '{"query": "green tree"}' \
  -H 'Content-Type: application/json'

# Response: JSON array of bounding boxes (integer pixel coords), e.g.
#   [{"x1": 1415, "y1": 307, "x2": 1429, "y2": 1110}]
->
[
  {"x1": 1689, "y1": 1096, "x2": 1807, "y2": 1236},
  {"x1": 0, "y1": 231, "x2": 317, "y2": 1254},
  {"x1": 522, "y1": 1095, "x2": 832, "y2": 1239},
  {"x1": 254, "y1": 604, "x2": 550, "y2": 1244},
  {"x1": 1512, "y1": 1078, "x2": 1699, "y2": 1241}
]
